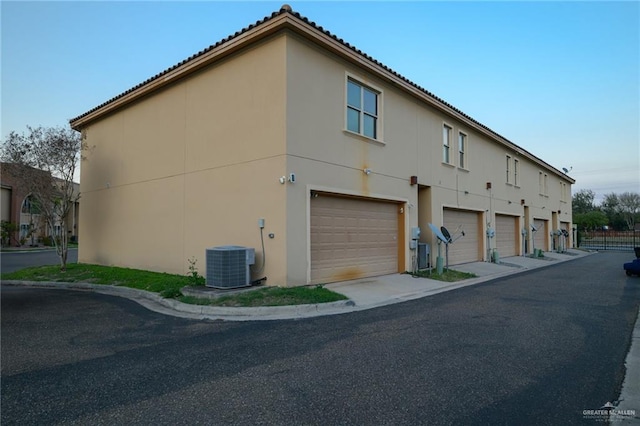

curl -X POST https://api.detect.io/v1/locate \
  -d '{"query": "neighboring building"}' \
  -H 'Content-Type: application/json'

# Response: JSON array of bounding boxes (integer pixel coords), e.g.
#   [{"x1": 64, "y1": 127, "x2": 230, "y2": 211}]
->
[
  {"x1": 0, "y1": 163, "x2": 80, "y2": 246},
  {"x1": 70, "y1": 5, "x2": 574, "y2": 286}
]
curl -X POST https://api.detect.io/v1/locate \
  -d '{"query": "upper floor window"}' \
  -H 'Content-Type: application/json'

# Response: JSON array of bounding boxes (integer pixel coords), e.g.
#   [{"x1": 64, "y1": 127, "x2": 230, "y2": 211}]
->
[
  {"x1": 514, "y1": 159, "x2": 519, "y2": 186},
  {"x1": 539, "y1": 172, "x2": 544, "y2": 194},
  {"x1": 442, "y1": 124, "x2": 452, "y2": 164},
  {"x1": 539, "y1": 172, "x2": 549, "y2": 195},
  {"x1": 21, "y1": 195, "x2": 42, "y2": 215},
  {"x1": 347, "y1": 78, "x2": 379, "y2": 139},
  {"x1": 506, "y1": 155, "x2": 512, "y2": 184},
  {"x1": 458, "y1": 132, "x2": 467, "y2": 169}
]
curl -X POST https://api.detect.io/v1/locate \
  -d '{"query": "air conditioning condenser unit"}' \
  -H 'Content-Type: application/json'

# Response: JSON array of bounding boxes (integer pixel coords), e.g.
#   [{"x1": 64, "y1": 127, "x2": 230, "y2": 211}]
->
[{"x1": 206, "y1": 246, "x2": 255, "y2": 289}]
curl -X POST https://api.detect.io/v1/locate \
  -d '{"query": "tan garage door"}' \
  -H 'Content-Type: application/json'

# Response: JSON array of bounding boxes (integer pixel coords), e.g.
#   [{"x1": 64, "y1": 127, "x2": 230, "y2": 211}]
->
[
  {"x1": 310, "y1": 194, "x2": 399, "y2": 284},
  {"x1": 496, "y1": 214, "x2": 518, "y2": 257},
  {"x1": 533, "y1": 219, "x2": 547, "y2": 251},
  {"x1": 443, "y1": 208, "x2": 480, "y2": 265}
]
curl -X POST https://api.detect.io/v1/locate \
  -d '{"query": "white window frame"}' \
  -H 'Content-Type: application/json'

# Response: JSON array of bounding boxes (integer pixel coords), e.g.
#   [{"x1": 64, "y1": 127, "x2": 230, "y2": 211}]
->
[
  {"x1": 506, "y1": 155, "x2": 512, "y2": 184},
  {"x1": 544, "y1": 173, "x2": 548, "y2": 196},
  {"x1": 442, "y1": 123, "x2": 452, "y2": 165},
  {"x1": 345, "y1": 74, "x2": 383, "y2": 142},
  {"x1": 514, "y1": 159, "x2": 520, "y2": 187},
  {"x1": 458, "y1": 131, "x2": 467, "y2": 169}
]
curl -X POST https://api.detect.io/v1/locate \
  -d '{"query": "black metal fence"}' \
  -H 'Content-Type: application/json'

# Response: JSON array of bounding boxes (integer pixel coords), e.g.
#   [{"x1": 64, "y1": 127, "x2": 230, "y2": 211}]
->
[{"x1": 578, "y1": 230, "x2": 639, "y2": 251}]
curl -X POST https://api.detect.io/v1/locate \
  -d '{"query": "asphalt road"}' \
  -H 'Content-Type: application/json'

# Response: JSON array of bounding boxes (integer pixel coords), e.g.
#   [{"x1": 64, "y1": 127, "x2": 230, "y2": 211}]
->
[
  {"x1": 1, "y1": 248, "x2": 78, "y2": 273},
  {"x1": 2, "y1": 252, "x2": 639, "y2": 425}
]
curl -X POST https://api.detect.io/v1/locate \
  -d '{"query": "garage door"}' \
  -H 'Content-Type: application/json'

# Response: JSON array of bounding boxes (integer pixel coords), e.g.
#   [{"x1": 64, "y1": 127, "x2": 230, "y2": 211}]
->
[
  {"x1": 310, "y1": 194, "x2": 399, "y2": 284},
  {"x1": 496, "y1": 214, "x2": 517, "y2": 257},
  {"x1": 443, "y1": 208, "x2": 480, "y2": 265},
  {"x1": 533, "y1": 219, "x2": 547, "y2": 251}
]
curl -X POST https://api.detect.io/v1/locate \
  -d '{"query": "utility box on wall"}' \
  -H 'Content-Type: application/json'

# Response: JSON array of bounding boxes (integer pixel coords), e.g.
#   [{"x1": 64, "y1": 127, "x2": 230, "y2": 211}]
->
[{"x1": 418, "y1": 243, "x2": 430, "y2": 269}]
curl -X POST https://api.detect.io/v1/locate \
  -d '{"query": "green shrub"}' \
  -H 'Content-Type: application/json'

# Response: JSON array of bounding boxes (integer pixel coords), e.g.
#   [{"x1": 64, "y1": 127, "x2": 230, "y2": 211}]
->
[{"x1": 186, "y1": 257, "x2": 205, "y2": 286}]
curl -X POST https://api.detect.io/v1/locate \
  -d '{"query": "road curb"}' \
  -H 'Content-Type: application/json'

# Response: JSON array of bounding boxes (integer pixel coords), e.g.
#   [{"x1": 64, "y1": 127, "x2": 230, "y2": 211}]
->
[{"x1": 0, "y1": 280, "x2": 357, "y2": 321}]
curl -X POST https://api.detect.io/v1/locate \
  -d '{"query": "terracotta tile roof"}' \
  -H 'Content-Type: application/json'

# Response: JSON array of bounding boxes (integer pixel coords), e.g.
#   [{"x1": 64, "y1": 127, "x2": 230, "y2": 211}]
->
[{"x1": 69, "y1": 5, "x2": 573, "y2": 182}]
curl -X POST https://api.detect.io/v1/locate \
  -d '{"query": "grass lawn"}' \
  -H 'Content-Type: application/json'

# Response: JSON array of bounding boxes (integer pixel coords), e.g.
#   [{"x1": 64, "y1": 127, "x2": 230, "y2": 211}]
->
[
  {"x1": 1, "y1": 263, "x2": 347, "y2": 306},
  {"x1": 407, "y1": 268, "x2": 476, "y2": 282},
  {"x1": 180, "y1": 286, "x2": 348, "y2": 307}
]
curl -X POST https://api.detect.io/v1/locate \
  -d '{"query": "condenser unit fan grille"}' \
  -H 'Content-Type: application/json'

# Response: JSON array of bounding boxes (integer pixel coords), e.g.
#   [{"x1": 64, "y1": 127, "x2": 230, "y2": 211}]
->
[{"x1": 206, "y1": 246, "x2": 255, "y2": 289}]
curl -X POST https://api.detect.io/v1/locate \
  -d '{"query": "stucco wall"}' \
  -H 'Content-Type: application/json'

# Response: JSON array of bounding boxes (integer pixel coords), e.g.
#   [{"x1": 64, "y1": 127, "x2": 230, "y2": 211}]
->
[
  {"x1": 79, "y1": 35, "x2": 288, "y2": 281},
  {"x1": 285, "y1": 35, "x2": 417, "y2": 283},
  {"x1": 78, "y1": 28, "x2": 572, "y2": 285},
  {"x1": 284, "y1": 33, "x2": 572, "y2": 267}
]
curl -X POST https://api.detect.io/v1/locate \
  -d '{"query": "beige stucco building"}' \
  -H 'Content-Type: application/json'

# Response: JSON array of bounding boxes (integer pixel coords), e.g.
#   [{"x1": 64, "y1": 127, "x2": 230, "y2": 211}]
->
[{"x1": 70, "y1": 5, "x2": 574, "y2": 286}]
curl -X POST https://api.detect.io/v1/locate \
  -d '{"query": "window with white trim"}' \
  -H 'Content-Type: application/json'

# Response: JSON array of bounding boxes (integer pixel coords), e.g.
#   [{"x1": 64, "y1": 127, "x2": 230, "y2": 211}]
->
[
  {"x1": 506, "y1": 155, "x2": 512, "y2": 184},
  {"x1": 347, "y1": 78, "x2": 379, "y2": 139},
  {"x1": 514, "y1": 159, "x2": 520, "y2": 186},
  {"x1": 458, "y1": 132, "x2": 467, "y2": 169},
  {"x1": 544, "y1": 173, "x2": 548, "y2": 195},
  {"x1": 442, "y1": 124, "x2": 452, "y2": 164}
]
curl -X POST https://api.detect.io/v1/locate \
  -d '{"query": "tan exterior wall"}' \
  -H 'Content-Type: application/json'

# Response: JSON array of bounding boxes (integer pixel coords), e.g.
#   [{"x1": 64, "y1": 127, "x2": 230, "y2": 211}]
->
[
  {"x1": 77, "y1": 27, "x2": 573, "y2": 286},
  {"x1": 79, "y1": 35, "x2": 288, "y2": 282},
  {"x1": 285, "y1": 34, "x2": 572, "y2": 269},
  {"x1": 285, "y1": 35, "x2": 416, "y2": 282}
]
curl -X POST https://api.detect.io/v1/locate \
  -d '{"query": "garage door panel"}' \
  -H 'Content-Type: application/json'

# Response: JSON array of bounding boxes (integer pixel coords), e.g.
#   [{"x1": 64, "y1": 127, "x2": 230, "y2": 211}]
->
[
  {"x1": 310, "y1": 195, "x2": 398, "y2": 284},
  {"x1": 443, "y1": 209, "x2": 480, "y2": 265},
  {"x1": 496, "y1": 214, "x2": 517, "y2": 257}
]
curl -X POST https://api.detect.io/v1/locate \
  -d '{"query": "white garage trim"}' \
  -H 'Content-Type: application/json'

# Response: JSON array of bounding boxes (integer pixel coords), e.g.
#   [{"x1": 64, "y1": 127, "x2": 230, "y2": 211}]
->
[
  {"x1": 495, "y1": 214, "x2": 518, "y2": 257},
  {"x1": 443, "y1": 208, "x2": 481, "y2": 265},
  {"x1": 309, "y1": 192, "x2": 402, "y2": 285}
]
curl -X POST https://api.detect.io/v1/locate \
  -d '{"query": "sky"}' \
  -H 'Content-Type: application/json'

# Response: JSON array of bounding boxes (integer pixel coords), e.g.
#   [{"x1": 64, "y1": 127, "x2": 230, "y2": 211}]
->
[{"x1": 2, "y1": 1, "x2": 638, "y2": 203}]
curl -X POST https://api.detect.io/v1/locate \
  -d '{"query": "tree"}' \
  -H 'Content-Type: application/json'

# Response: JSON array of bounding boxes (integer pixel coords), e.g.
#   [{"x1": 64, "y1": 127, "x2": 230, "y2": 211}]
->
[
  {"x1": 601, "y1": 193, "x2": 626, "y2": 230},
  {"x1": 618, "y1": 192, "x2": 640, "y2": 231},
  {"x1": 1, "y1": 126, "x2": 85, "y2": 270},
  {"x1": 573, "y1": 210, "x2": 608, "y2": 231},
  {"x1": 572, "y1": 189, "x2": 596, "y2": 215}
]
